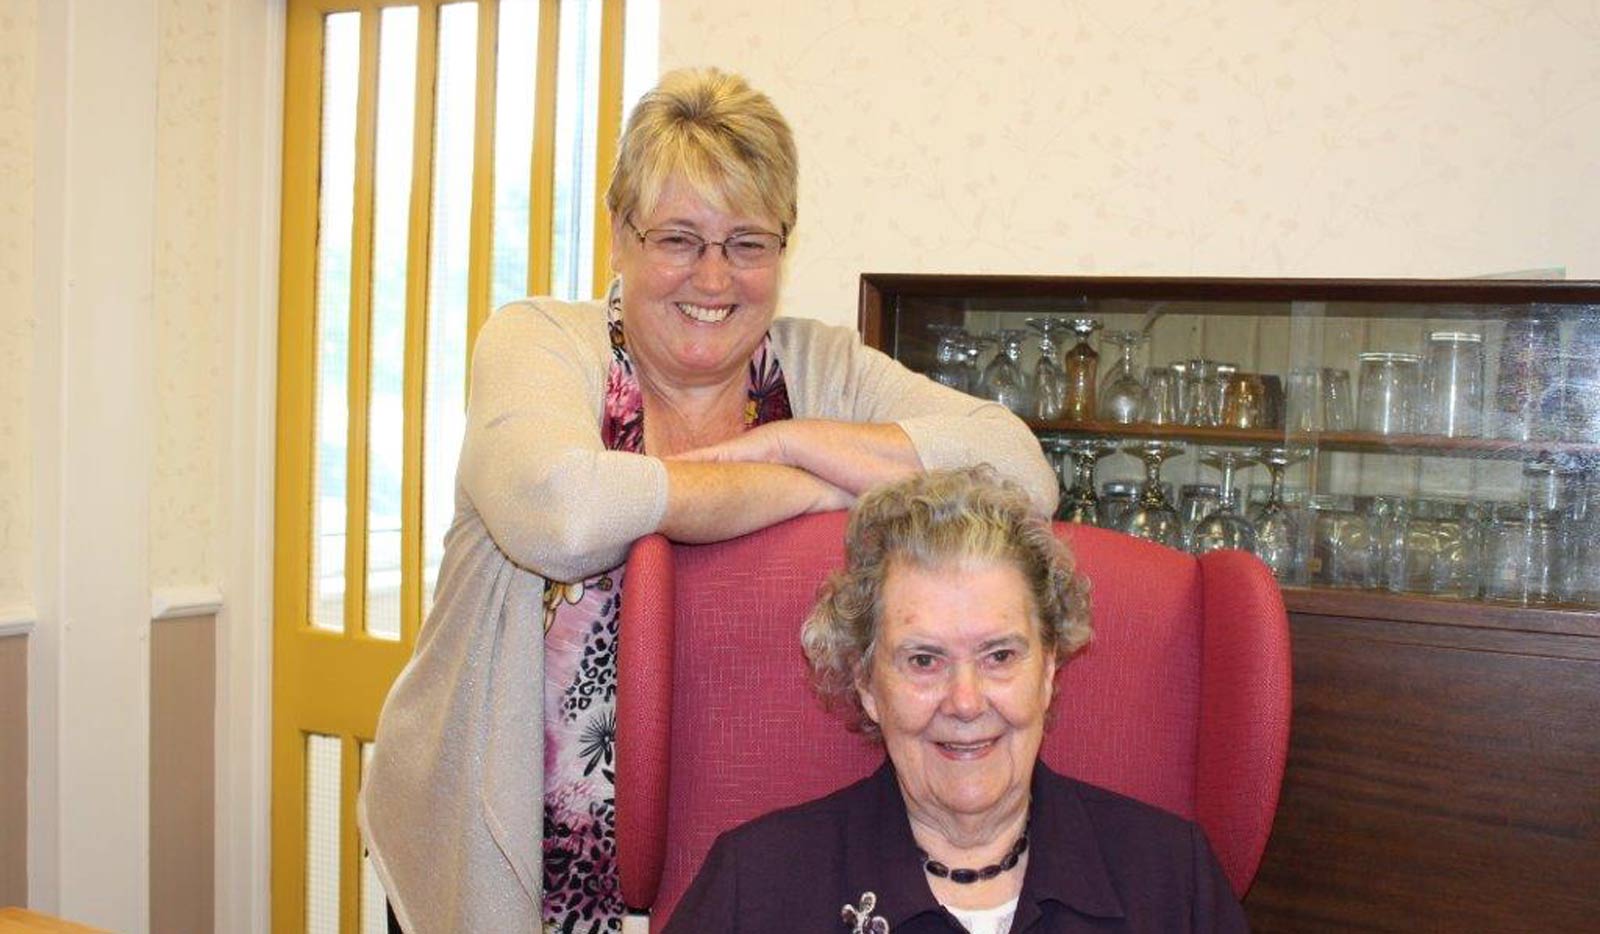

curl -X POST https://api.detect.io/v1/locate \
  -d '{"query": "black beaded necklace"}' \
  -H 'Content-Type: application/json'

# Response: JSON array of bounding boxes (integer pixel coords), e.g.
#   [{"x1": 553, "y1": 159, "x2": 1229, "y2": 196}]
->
[{"x1": 918, "y1": 828, "x2": 1030, "y2": 885}]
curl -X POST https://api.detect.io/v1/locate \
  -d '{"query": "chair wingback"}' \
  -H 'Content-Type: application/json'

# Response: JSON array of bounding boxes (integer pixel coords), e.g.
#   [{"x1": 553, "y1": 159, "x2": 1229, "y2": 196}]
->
[{"x1": 617, "y1": 512, "x2": 1291, "y2": 927}]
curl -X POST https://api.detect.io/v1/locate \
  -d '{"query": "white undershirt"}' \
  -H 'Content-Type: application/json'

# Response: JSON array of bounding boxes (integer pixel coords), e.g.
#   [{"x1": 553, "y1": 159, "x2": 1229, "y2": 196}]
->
[{"x1": 943, "y1": 896, "x2": 1020, "y2": 934}]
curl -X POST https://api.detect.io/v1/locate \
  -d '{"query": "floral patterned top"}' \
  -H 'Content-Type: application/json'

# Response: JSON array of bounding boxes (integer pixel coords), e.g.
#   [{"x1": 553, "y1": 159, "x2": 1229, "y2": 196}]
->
[{"x1": 540, "y1": 285, "x2": 792, "y2": 932}]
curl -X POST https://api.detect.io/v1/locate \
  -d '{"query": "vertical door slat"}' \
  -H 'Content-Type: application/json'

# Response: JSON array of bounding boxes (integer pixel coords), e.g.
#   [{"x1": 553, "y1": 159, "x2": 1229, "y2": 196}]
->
[
  {"x1": 342, "y1": 8, "x2": 381, "y2": 638},
  {"x1": 590, "y1": 0, "x2": 625, "y2": 299},
  {"x1": 466, "y1": 0, "x2": 501, "y2": 347},
  {"x1": 400, "y1": 1, "x2": 440, "y2": 644},
  {"x1": 527, "y1": 0, "x2": 561, "y2": 298}
]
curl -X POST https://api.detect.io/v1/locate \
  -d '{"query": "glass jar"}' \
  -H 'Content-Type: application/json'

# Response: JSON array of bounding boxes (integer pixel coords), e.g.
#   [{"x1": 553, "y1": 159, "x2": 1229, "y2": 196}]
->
[
  {"x1": 1364, "y1": 494, "x2": 1407, "y2": 591},
  {"x1": 1321, "y1": 367, "x2": 1354, "y2": 430},
  {"x1": 1309, "y1": 494, "x2": 1375, "y2": 588},
  {"x1": 1482, "y1": 502, "x2": 1565, "y2": 605},
  {"x1": 1564, "y1": 307, "x2": 1600, "y2": 442},
  {"x1": 1521, "y1": 456, "x2": 1582, "y2": 519},
  {"x1": 1493, "y1": 314, "x2": 1561, "y2": 441},
  {"x1": 1357, "y1": 352, "x2": 1423, "y2": 434},
  {"x1": 1561, "y1": 472, "x2": 1600, "y2": 606},
  {"x1": 1389, "y1": 498, "x2": 1481, "y2": 598},
  {"x1": 1421, "y1": 331, "x2": 1485, "y2": 438}
]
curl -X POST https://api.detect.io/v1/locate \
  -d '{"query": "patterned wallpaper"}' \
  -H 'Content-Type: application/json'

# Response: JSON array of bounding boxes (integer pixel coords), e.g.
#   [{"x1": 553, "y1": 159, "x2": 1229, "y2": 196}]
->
[
  {"x1": 662, "y1": 1, "x2": 1600, "y2": 329},
  {"x1": 0, "y1": 0, "x2": 36, "y2": 609},
  {"x1": 151, "y1": 0, "x2": 226, "y2": 588}
]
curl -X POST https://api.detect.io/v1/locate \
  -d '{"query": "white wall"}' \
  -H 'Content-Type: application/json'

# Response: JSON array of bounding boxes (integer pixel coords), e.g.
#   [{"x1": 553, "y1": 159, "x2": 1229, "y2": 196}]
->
[
  {"x1": 0, "y1": 0, "x2": 36, "y2": 612},
  {"x1": 662, "y1": 1, "x2": 1600, "y2": 328},
  {"x1": 3, "y1": 0, "x2": 278, "y2": 930},
  {"x1": 153, "y1": 0, "x2": 228, "y2": 591}
]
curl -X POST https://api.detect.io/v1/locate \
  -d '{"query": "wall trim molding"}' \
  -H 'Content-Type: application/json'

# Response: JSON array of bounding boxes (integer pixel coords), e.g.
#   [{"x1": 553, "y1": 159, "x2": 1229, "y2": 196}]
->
[
  {"x1": 0, "y1": 605, "x2": 36, "y2": 638},
  {"x1": 151, "y1": 587, "x2": 224, "y2": 622},
  {"x1": 215, "y1": 2, "x2": 284, "y2": 932}
]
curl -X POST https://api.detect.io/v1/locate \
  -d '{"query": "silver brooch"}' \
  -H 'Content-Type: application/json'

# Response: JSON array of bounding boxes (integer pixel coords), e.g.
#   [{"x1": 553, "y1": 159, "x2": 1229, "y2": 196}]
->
[{"x1": 841, "y1": 891, "x2": 890, "y2": 933}]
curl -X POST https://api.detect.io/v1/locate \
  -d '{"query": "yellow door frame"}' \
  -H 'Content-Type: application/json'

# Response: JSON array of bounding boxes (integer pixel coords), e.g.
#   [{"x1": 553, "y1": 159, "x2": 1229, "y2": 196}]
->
[{"x1": 272, "y1": 1, "x2": 624, "y2": 930}]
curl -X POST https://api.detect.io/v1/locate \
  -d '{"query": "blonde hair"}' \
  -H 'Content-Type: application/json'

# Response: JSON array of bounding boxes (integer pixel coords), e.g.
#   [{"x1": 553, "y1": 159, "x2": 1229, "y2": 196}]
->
[
  {"x1": 606, "y1": 67, "x2": 798, "y2": 233},
  {"x1": 800, "y1": 466, "x2": 1093, "y2": 736}
]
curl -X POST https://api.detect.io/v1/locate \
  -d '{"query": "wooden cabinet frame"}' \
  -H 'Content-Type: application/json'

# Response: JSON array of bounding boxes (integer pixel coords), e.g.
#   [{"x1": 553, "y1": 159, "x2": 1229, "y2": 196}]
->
[{"x1": 860, "y1": 272, "x2": 1600, "y2": 932}]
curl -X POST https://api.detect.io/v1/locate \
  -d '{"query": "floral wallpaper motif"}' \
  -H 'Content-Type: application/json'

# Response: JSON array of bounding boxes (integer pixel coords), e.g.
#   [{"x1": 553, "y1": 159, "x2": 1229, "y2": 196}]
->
[
  {"x1": 663, "y1": 1, "x2": 1600, "y2": 329},
  {"x1": 0, "y1": 0, "x2": 36, "y2": 609}
]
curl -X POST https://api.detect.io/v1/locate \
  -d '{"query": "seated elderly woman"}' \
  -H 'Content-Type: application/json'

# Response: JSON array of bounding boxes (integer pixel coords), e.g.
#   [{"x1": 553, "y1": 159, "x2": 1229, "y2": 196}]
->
[{"x1": 664, "y1": 467, "x2": 1247, "y2": 933}]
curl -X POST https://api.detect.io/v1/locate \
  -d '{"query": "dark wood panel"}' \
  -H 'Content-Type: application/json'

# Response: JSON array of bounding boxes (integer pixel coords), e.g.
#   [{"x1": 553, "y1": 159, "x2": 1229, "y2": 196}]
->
[
  {"x1": 860, "y1": 272, "x2": 1600, "y2": 309},
  {"x1": 1280, "y1": 587, "x2": 1600, "y2": 641},
  {"x1": 1244, "y1": 612, "x2": 1600, "y2": 933}
]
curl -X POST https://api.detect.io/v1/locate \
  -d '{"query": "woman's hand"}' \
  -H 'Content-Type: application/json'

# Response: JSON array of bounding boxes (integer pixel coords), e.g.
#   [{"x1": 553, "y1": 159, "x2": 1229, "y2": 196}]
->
[{"x1": 672, "y1": 419, "x2": 922, "y2": 495}]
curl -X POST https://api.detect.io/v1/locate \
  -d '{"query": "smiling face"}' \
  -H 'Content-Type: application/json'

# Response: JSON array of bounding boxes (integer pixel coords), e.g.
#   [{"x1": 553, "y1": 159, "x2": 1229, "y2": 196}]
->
[
  {"x1": 611, "y1": 175, "x2": 784, "y2": 391},
  {"x1": 858, "y1": 557, "x2": 1057, "y2": 833}
]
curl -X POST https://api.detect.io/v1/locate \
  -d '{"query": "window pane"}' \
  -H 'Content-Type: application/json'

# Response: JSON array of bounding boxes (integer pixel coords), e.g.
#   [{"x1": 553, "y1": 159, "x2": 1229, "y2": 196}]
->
[
  {"x1": 364, "y1": 7, "x2": 419, "y2": 639},
  {"x1": 550, "y1": 0, "x2": 603, "y2": 300},
  {"x1": 305, "y1": 734, "x2": 343, "y2": 934},
  {"x1": 422, "y1": 3, "x2": 478, "y2": 614},
  {"x1": 490, "y1": 0, "x2": 540, "y2": 312},
  {"x1": 312, "y1": 11, "x2": 360, "y2": 633},
  {"x1": 621, "y1": 0, "x2": 659, "y2": 118},
  {"x1": 366, "y1": 7, "x2": 419, "y2": 641}
]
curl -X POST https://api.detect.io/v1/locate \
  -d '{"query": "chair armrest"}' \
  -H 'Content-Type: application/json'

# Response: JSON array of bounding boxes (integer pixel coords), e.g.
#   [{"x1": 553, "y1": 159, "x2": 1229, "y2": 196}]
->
[
  {"x1": 1195, "y1": 549, "x2": 1293, "y2": 896},
  {"x1": 617, "y1": 533, "x2": 675, "y2": 911}
]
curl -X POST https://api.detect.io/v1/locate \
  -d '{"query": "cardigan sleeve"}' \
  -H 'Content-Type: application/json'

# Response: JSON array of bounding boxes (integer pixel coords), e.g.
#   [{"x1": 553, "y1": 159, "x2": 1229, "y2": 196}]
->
[
  {"x1": 773, "y1": 317, "x2": 1058, "y2": 515},
  {"x1": 455, "y1": 300, "x2": 669, "y2": 582}
]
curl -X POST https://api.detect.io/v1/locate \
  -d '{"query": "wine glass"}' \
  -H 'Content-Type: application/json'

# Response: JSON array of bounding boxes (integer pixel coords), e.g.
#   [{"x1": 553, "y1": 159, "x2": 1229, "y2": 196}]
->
[
  {"x1": 1058, "y1": 437, "x2": 1119, "y2": 524},
  {"x1": 1249, "y1": 446, "x2": 1308, "y2": 582},
  {"x1": 979, "y1": 329, "x2": 1031, "y2": 416},
  {"x1": 1181, "y1": 359, "x2": 1217, "y2": 426},
  {"x1": 1039, "y1": 435, "x2": 1071, "y2": 513},
  {"x1": 960, "y1": 333, "x2": 986, "y2": 393},
  {"x1": 1061, "y1": 317, "x2": 1103, "y2": 421},
  {"x1": 1027, "y1": 317, "x2": 1069, "y2": 420},
  {"x1": 1119, "y1": 440, "x2": 1186, "y2": 547},
  {"x1": 1098, "y1": 330, "x2": 1149, "y2": 424},
  {"x1": 1139, "y1": 366, "x2": 1179, "y2": 425},
  {"x1": 927, "y1": 323, "x2": 973, "y2": 393},
  {"x1": 1190, "y1": 448, "x2": 1258, "y2": 554}
]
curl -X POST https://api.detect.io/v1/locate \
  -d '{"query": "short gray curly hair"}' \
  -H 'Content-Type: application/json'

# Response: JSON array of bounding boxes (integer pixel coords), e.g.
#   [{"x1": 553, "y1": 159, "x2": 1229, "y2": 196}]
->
[{"x1": 800, "y1": 466, "x2": 1092, "y2": 736}]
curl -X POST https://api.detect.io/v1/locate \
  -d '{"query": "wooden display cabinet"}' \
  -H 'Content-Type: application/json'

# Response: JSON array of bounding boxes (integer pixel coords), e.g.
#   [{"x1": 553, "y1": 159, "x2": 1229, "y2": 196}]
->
[{"x1": 859, "y1": 273, "x2": 1600, "y2": 932}]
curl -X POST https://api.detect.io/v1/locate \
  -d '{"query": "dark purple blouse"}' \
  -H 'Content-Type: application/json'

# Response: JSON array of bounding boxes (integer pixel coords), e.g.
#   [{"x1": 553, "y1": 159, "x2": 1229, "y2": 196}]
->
[{"x1": 664, "y1": 760, "x2": 1249, "y2": 933}]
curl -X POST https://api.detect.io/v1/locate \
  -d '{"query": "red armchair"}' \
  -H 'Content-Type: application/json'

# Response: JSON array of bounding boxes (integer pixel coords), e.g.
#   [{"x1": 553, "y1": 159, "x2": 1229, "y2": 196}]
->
[{"x1": 617, "y1": 512, "x2": 1290, "y2": 928}]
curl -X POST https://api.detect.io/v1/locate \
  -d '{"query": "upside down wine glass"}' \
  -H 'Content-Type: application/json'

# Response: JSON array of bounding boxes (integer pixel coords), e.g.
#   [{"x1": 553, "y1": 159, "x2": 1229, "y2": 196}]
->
[
  {"x1": 980, "y1": 329, "x2": 1032, "y2": 416},
  {"x1": 1119, "y1": 440, "x2": 1186, "y2": 547},
  {"x1": 1058, "y1": 437, "x2": 1119, "y2": 525},
  {"x1": 1190, "y1": 448, "x2": 1258, "y2": 554},
  {"x1": 926, "y1": 323, "x2": 973, "y2": 393},
  {"x1": 1249, "y1": 446, "x2": 1307, "y2": 582},
  {"x1": 1098, "y1": 330, "x2": 1150, "y2": 424},
  {"x1": 1039, "y1": 436, "x2": 1072, "y2": 514},
  {"x1": 1061, "y1": 317, "x2": 1103, "y2": 421},
  {"x1": 1027, "y1": 317, "x2": 1070, "y2": 420}
]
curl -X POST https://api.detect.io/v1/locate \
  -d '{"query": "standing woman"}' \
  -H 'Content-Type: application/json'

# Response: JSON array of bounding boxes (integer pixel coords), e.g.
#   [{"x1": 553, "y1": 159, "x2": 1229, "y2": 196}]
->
[{"x1": 359, "y1": 66, "x2": 1057, "y2": 934}]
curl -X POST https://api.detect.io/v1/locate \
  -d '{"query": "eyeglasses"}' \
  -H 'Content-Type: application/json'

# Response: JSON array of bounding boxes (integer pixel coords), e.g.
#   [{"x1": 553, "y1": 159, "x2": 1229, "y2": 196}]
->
[{"x1": 625, "y1": 219, "x2": 787, "y2": 269}]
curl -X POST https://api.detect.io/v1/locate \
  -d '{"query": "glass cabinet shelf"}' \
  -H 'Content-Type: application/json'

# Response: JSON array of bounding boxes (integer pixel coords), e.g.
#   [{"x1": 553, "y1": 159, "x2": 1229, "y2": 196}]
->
[
  {"x1": 860, "y1": 273, "x2": 1600, "y2": 617},
  {"x1": 1028, "y1": 419, "x2": 1600, "y2": 461}
]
